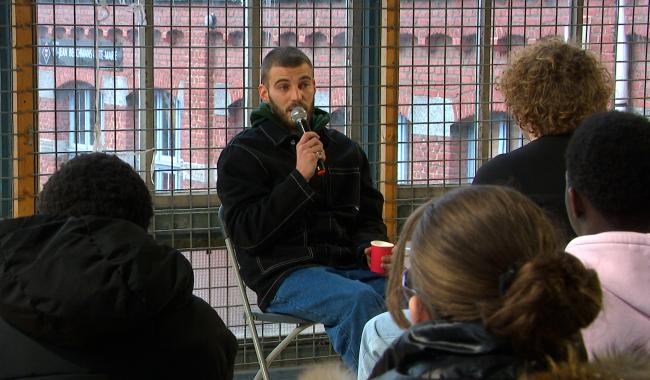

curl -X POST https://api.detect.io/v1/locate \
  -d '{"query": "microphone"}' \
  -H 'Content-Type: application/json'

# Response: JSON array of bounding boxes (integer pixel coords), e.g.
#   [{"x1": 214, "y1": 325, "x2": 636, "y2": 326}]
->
[{"x1": 291, "y1": 106, "x2": 326, "y2": 176}]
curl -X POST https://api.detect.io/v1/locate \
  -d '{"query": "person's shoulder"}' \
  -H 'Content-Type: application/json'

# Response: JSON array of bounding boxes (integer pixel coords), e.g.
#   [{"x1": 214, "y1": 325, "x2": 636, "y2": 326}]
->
[
  {"x1": 472, "y1": 152, "x2": 514, "y2": 184},
  {"x1": 228, "y1": 126, "x2": 266, "y2": 146},
  {"x1": 325, "y1": 127, "x2": 354, "y2": 143},
  {"x1": 0, "y1": 214, "x2": 65, "y2": 237},
  {"x1": 80, "y1": 216, "x2": 191, "y2": 272},
  {"x1": 495, "y1": 134, "x2": 571, "y2": 167},
  {"x1": 83, "y1": 216, "x2": 156, "y2": 245},
  {"x1": 219, "y1": 127, "x2": 269, "y2": 163},
  {"x1": 324, "y1": 129, "x2": 366, "y2": 154}
]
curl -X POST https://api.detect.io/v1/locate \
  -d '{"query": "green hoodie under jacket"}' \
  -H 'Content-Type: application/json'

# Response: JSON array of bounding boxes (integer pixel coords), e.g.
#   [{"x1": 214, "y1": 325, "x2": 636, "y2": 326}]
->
[{"x1": 249, "y1": 102, "x2": 331, "y2": 134}]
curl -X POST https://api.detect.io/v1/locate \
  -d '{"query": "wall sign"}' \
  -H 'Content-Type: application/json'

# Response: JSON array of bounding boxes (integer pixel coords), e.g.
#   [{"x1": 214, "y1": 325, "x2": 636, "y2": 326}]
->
[{"x1": 39, "y1": 38, "x2": 124, "y2": 68}]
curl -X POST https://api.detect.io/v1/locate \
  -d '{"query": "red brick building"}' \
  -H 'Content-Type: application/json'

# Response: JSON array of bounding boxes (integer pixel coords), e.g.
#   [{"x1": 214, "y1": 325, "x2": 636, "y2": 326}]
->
[{"x1": 35, "y1": 1, "x2": 650, "y2": 188}]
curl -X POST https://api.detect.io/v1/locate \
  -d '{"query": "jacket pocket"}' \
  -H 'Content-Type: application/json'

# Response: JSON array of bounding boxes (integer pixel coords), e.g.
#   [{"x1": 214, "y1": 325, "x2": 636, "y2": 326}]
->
[{"x1": 328, "y1": 167, "x2": 360, "y2": 210}]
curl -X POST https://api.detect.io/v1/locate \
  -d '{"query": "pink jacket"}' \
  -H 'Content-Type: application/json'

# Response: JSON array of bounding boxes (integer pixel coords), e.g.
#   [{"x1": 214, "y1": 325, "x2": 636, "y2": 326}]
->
[{"x1": 566, "y1": 231, "x2": 650, "y2": 358}]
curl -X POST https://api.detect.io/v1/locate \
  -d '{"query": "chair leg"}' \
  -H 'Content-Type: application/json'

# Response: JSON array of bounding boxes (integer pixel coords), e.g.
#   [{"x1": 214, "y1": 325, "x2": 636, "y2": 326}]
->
[
  {"x1": 224, "y1": 235, "x2": 270, "y2": 380},
  {"x1": 253, "y1": 323, "x2": 314, "y2": 380},
  {"x1": 248, "y1": 317, "x2": 271, "y2": 380}
]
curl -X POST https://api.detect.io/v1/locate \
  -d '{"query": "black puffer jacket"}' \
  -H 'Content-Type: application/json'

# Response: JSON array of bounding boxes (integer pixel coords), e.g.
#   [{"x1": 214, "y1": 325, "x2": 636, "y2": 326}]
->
[
  {"x1": 0, "y1": 215, "x2": 237, "y2": 380},
  {"x1": 370, "y1": 321, "x2": 529, "y2": 380}
]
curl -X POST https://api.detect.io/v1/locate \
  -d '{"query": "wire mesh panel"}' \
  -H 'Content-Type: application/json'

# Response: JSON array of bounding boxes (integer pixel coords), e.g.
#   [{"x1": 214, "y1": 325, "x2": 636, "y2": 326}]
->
[
  {"x1": 397, "y1": 0, "x2": 573, "y2": 189},
  {"x1": 394, "y1": 0, "x2": 650, "y2": 223},
  {"x1": 36, "y1": 0, "x2": 143, "y2": 182},
  {"x1": 584, "y1": 0, "x2": 650, "y2": 115},
  {"x1": 261, "y1": 1, "x2": 351, "y2": 134}
]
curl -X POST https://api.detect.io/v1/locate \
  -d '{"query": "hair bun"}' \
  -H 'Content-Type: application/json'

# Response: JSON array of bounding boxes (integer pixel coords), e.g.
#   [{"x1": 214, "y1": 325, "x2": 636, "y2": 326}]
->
[{"x1": 486, "y1": 252, "x2": 602, "y2": 360}]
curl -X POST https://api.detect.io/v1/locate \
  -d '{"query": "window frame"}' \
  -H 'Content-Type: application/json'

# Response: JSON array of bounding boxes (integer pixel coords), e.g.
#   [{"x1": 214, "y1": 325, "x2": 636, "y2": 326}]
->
[
  {"x1": 153, "y1": 89, "x2": 182, "y2": 191},
  {"x1": 67, "y1": 86, "x2": 96, "y2": 153},
  {"x1": 0, "y1": 1, "x2": 11, "y2": 218}
]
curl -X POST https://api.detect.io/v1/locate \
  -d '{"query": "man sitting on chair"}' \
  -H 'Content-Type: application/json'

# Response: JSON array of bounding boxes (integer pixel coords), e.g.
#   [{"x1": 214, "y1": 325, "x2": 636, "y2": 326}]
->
[{"x1": 217, "y1": 46, "x2": 388, "y2": 372}]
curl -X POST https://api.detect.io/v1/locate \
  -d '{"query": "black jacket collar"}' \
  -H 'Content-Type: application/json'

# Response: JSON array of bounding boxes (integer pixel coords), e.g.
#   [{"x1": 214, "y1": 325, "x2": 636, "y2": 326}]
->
[
  {"x1": 257, "y1": 118, "x2": 335, "y2": 148},
  {"x1": 257, "y1": 119, "x2": 299, "y2": 147},
  {"x1": 371, "y1": 320, "x2": 524, "y2": 379}
]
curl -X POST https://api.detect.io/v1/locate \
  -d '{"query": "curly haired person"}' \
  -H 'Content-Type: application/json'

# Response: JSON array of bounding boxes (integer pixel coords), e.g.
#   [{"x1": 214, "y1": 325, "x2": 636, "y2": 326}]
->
[
  {"x1": 473, "y1": 38, "x2": 613, "y2": 243},
  {"x1": 0, "y1": 153, "x2": 237, "y2": 379}
]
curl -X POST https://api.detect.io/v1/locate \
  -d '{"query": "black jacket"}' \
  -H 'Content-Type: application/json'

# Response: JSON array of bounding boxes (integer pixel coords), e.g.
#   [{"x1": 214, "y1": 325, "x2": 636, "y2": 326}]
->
[
  {"x1": 216, "y1": 107, "x2": 387, "y2": 310},
  {"x1": 369, "y1": 321, "x2": 527, "y2": 380},
  {"x1": 472, "y1": 134, "x2": 574, "y2": 242},
  {"x1": 0, "y1": 215, "x2": 237, "y2": 380}
]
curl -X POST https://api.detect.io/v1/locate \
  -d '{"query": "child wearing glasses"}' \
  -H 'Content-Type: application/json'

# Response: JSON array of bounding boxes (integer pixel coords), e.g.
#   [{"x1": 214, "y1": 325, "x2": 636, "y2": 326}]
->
[{"x1": 366, "y1": 185, "x2": 602, "y2": 379}]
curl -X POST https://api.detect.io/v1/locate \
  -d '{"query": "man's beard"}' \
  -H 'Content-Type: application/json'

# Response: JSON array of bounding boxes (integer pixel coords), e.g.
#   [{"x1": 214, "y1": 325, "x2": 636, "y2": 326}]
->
[{"x1": 267, "y1": 95, "x2": 315, "y2": 130}]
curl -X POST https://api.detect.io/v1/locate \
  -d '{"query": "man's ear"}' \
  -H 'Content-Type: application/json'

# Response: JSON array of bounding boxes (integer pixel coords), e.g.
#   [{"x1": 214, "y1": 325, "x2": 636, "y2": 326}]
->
[
  {"x1": 258, "y1": 83, "x2": 269, "y2": 102},
  {"x1": 408, "y1": 295, "x2": 432, "y2": 324},
  {"x1": 567, "y1": 187, "x2": 586, "y2": 219}
]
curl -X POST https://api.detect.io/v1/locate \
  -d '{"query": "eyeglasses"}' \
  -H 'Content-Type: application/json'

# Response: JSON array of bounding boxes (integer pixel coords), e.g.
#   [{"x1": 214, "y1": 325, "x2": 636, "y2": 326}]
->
[
  {"x1": 402, "y1": 270, "x2": 416, "y2": 299},
  {"x1": 402, "y1": 269, "x2": 444, "y2": 320}
]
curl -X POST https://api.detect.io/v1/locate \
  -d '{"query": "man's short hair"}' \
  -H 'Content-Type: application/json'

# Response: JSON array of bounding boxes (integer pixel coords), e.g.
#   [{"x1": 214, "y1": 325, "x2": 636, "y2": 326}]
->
[
  {"x1": 499, "y1": 38, "x2": 612, "y2": 136},
  {"x1": 260, "y1": 46, "x2": 313, "y2": 86},
  {"x1": 566, "y1": 110, "x2": 650, "y2": 227},
  {"x1": 38, "y1": 153, "x2": 153, "y2": 229}
]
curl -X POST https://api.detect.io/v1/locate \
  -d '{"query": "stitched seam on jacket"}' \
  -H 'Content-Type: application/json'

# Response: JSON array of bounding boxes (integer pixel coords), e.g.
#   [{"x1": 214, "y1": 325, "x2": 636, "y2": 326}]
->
[
  {"x1": 289, "y1": 171, "x2": 313, "y2": 198},
  {"x1": 256, "y1": 246, "x2": 314, "y2": 274}
]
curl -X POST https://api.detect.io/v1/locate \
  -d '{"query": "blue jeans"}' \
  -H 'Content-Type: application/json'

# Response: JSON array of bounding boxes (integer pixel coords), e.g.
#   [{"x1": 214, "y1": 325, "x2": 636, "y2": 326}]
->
[
  {"x1": 265, "y1": 266, "x2": 386, "y2": 372},
  {"x1": 357, "y1": 310, "x2": 410, "y2": 380}
]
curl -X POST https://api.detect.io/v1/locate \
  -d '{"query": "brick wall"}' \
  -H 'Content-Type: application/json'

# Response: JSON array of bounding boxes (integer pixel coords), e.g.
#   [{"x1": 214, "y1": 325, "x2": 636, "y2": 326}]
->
[{"x1": 34, "y1": 0, "x2": 648, "y2": 185}]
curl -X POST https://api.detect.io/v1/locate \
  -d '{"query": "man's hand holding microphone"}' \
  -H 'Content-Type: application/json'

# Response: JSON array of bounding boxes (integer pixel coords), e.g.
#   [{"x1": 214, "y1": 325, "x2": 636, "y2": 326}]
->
[{"x1": 291, "y1": 106, "x2": 326, "y2": 181}]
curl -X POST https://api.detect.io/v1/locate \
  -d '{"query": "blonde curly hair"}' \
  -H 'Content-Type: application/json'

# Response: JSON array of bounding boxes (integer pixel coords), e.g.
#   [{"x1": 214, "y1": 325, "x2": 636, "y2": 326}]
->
[{"x1": 499, "y1": 38, "x2": 613, "y2": 137}]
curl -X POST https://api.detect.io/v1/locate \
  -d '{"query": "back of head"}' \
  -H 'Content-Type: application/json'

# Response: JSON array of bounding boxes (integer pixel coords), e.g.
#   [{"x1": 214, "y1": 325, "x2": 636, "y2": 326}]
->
[
  {"x1": 260, "y1": 46, "x2": 313, "y2": 86},
  {"x1": 499, "y1": 38, "x2": 612, "y2": 136},
  {"x1": 38, "y1": 153, "x2": 153, "y2": 230},
  {"x1": 386, "y1": 185, "x2": 601, "y2": 361},
  {"x1": 566, "y1": 110, "x2": 650, "y2": 230}
]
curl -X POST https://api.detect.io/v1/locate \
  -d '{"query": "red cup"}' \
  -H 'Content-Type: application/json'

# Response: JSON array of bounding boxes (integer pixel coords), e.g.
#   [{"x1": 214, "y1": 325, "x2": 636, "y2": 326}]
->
[{"x1": 370, "y1": 240, "x2": 394, "y2": 274}]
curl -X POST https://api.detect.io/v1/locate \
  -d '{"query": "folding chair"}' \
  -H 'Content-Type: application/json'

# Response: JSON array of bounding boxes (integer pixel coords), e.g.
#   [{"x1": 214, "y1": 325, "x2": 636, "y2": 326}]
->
[{"x1": 218, "y1": 206, "x2": 316, "y2": 380}]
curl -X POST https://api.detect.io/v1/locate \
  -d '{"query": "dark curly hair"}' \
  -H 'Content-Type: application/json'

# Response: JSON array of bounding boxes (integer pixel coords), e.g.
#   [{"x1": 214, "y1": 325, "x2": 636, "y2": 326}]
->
[
  {"x1": 566, "y1": 110, "x2": 650, "y2": 228},
  {"x1": 38, "y1": 153, "x2": 153, "y2": 229},
  {"x1": 499, "y1": 38, "x2": 612, "y2": 137}
]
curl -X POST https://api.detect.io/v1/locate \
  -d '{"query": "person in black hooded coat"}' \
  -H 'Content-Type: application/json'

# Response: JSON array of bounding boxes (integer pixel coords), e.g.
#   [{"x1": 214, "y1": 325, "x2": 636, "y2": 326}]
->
[{"x1": 0, "y1": 153, "x2": 237, "y2": 380}]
